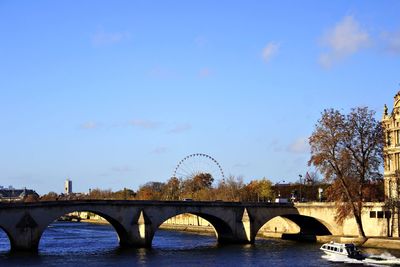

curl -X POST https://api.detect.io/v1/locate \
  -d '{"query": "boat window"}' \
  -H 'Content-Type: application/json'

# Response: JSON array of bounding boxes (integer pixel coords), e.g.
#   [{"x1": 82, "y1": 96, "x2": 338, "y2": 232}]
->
[
  {"x1": 377, "y1": 211, "x2": 384, "y2": 218},
  {"x1": 340, "y1": 248, "x2": 343, "y2": 252},
  {"x1": 370, "y1": 211, "x2": 376, "y2": 218},
  {"x1": 334, "y1": 247, "x2": 338, "y2": 252}
]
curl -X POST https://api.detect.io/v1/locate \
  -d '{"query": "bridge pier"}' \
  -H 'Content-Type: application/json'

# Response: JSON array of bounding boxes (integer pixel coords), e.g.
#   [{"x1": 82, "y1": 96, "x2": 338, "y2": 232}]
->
[
  {"x1": 121, "y1": 210, "x2": 154, "y2": 248},
  {"x1": 9, "y1": 236, "x2": 40, "y2": 252},
  {"x1": 6, "y1": 228, "x2": 41, "y2": 252},
  {"x1": 217, "y1": 208, "x2": 253, "y2": 244},
  {"x1": 0, "y1": 212, "x2": 43, "y2": 252}
]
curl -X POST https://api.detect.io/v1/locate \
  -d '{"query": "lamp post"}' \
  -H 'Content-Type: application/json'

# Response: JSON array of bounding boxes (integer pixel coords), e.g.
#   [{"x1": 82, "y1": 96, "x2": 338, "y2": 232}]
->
[
  {"x1": 276, "y1": 180, "x2": 286, "y2": 198},
  {"x1": 299, "y1": 175, "x2": 302, "y2": 202},
  {"x1": 318, "y1": 187, "x2": 323, "y2": 202}
]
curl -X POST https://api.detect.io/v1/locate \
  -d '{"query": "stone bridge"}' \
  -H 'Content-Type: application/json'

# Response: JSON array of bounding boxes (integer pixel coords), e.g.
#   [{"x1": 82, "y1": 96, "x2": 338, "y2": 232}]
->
[{"x1": 0, "y1": 200, "x2": 337, "y2": 251}]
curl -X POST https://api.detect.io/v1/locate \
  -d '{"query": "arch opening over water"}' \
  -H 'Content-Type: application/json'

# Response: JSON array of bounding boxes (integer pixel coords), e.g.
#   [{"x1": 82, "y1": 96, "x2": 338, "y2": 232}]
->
[
  {"x1": 154, "y1": 213, "x2": 217, "y2": 249},
  {"x1": 39, "y1": 210, "x2": 124, "y2": 252},
  {"x1": 0, "y1": 227, "x2": 11, "y2": 252},
  {"x1": 256, "y1": 214, "x2": 332, "y2": 241},
  {"x1": 153, "y1": 211, "x2": 237, "y2": 246}
]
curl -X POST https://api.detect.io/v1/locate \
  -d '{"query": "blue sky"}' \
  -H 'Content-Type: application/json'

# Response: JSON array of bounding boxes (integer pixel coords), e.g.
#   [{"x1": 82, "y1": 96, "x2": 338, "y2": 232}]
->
[{"x1": 0, "y1": 1, "x2": 399, "y2": 194}]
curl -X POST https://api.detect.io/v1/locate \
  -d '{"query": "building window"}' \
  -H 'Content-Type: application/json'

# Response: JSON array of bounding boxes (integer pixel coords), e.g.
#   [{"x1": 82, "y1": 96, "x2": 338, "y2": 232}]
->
[
  {"x1": 397, "y1": 154, "x2": 400, "y2": 170},
  {"x1": 370, "y1": 211, "x2": 376, "y2": 218},
  {"x1": 385, "y1": 211, "x2": 392, "y2": 218},
  {"x1": 377, "y1": 211, "x2": 384, "y2": 218},
  {"x1": 385, "y1": 156, "x2": 389, "y2": 171},
  {"x1": 397, "y1": 131, "x2": 400, "y2": 146}
]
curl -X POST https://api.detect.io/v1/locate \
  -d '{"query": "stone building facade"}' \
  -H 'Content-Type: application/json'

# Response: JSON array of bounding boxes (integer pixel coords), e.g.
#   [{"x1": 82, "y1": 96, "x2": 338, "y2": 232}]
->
[{"x1": 383, "y1": 91, "x2": 400, "y2": 200}]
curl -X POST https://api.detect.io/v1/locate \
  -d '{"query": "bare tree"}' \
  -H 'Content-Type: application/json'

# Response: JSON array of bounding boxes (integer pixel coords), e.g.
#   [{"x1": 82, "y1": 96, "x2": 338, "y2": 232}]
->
[
  {"x1": 215, "y1": 175, "x2": 245, "y2": 201},
  {"x1": 309, "y1": 107, "x2": 384, "y2": 238}
]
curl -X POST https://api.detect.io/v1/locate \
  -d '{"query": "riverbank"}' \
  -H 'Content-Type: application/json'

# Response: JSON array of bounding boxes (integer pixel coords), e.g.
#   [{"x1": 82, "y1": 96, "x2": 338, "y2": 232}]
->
[
  {"x1": 80, "y1": 218, "x2": 110, "y2": 225},
  {"x1": 159, "y1": 223, "x2": 215, "y2": 235},
  {"x1": 260, "y1": 232, "x2": 400, "y2": 250}
]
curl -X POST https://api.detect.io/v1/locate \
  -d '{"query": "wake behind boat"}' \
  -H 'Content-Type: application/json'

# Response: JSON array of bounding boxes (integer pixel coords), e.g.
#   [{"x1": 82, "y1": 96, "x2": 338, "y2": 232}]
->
[
  {"x1": 320, "y1": 241, "x2": 365, "y2": 260},
  {"x1": 363, "y1": 254, "x2": 400, "y2": 266}
]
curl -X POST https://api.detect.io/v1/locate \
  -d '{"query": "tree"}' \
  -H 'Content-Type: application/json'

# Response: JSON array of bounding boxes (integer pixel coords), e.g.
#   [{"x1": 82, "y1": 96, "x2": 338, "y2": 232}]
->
[
  {"x1": 242, "y1": 178, "x2": 273, "y2": 202},
  {"x1": 40, "y1": 192, "x2": 59, "y2": 201},
  {"x1": 192, "y1": 173, "x2": 214, "y2": 191},
  {"x1": 24, "y1": 194, "x2": 39, "y2": 202},
  {"x1": 257, "y1": 178, "x2": 273, "y2": 202},
  {"x1": 163, "y1": 177, "x2": 181, "y2": 200},
  {"x1": 215, "y1": 176, "x2": 245, "y2": 201},
  {"x1": 113, "y1": 188, "x2": 136, "y2": 200},
  {"x1": 136, "y1": 182, "x2": 165, "y2": 200},
  {"x1": 88, "y1": 188, "x2": 113, "y2": 199},
  {"x1": 309, "y1": 107, "x2": 384, "y2": 238},
  {"x1": 242, "y1": 180, "x2": 259, "y2": 202},
  {"x1": 181, "y1": 173, "x2": 214, "y2": 200}
]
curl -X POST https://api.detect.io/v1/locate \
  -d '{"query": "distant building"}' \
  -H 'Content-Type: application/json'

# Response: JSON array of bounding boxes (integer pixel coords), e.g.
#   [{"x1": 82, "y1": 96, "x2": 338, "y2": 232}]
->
[
  {"x1": 65, "y1": 179, "x2": 72, "y2": 194},
  {"x1": 383, "y1": 91, "x2": 400, "y2": 200},
  {"x1": 0, "y1": 187, "x2": 39, "y2": 202}
]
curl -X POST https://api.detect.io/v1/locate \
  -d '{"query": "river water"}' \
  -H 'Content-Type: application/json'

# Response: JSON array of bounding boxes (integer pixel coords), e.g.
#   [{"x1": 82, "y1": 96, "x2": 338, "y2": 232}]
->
[{"x1": 0, "y1": 222, "x2": 400, "y2": 266}]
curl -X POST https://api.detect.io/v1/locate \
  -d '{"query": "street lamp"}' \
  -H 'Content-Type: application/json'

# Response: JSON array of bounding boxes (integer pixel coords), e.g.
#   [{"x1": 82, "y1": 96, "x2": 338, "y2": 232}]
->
[
  {"x1": 276, "y1": 180, "x2": 286, "y2": 198},
  {"x1": 318, "y1": 187, "x2": 323, "y2": 202},
  {"x1": 299, "y1": 175, "x2": 303, "y2": 202}
]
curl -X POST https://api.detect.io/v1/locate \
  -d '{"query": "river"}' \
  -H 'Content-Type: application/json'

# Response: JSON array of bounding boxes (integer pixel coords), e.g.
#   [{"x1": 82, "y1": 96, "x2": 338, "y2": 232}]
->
[{"x1": 0, "y1": 222, "x2": 400, "y2": 266}]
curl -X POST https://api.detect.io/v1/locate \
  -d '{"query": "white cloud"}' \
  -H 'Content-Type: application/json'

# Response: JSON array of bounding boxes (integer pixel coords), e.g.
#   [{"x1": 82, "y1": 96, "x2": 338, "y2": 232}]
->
[
  {"x1": 130, "y1": 119, "x2": 160, "y2": 129},
  {"x1": 287, "y1": 137, "x2": 310, "y2": 154},
  {"x1": 262, "y1": 42, "x2": 280, "y2": 63},
  {"x1": 319, "y1": 16, "x2": 370, "y2": 68},
  {"x1": 92, "y1": 30, "x2": 130, "y2": 46},
  {"x1": 168, "y1": 123, "x2": 192, "y2": 134},
  {"x1": 80, "y1": 121, "x2": 100, "y2": 130},
  {"x1": 382, "y1": 30, "x2": 400, "y2": 54}
]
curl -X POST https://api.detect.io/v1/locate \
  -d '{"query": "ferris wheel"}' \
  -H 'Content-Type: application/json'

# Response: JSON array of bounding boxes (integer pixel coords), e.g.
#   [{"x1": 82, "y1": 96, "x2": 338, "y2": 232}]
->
[{"x1": 173, "y1": 153, "x2": 225, "y2": 181}]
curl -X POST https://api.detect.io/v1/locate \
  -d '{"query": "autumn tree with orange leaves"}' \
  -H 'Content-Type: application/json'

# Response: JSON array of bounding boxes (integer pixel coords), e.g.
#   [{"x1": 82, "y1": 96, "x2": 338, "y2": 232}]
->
[{"x1": 309, "y1": 107, "x2": 384, "y2": 238}]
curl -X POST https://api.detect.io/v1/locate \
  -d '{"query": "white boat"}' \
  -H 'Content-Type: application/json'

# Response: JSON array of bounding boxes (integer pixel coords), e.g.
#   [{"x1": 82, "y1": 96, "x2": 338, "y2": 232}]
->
[{"x1": 320, "y1": 241, "x2": 365, "y2": 260}]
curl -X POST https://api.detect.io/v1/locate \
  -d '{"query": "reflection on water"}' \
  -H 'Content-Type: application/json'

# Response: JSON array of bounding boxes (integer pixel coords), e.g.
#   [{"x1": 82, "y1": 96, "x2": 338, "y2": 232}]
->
[{"x1": 0, "y1": 222, "x2": 400, "y2": 266}]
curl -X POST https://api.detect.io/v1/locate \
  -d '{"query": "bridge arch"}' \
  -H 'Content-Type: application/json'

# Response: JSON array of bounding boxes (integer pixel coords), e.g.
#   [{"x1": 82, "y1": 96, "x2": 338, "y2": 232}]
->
[
  {"x1": 37, "y1": 208, "x2": 129, "y2": 249},
  {"x1": 0, "y1": 226, "x2": 11, "y2": 252},
  {"x1": 256, "y1": 214, "x2": 332, "y2": 240},
  {"x1": 150, "y1": 210, "x2": 237, "y2": 245}
]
